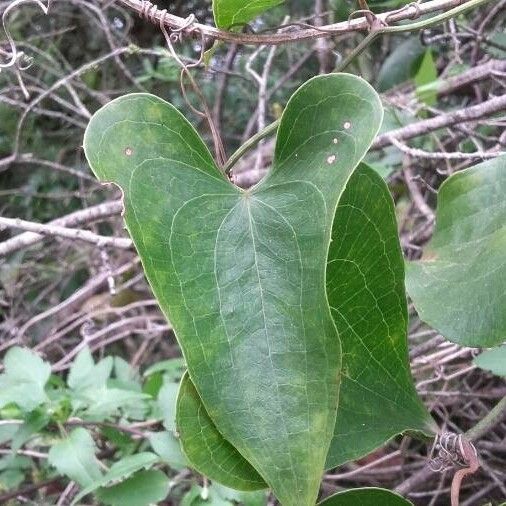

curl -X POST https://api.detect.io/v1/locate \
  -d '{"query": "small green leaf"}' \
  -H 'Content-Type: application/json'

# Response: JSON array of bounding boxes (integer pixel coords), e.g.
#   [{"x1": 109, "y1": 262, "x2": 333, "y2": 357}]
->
[
  {"x1": 0, "y1": 424, "x2": 18, "y2": 445},
  {"x1": 0, "y1": 455, "x2": 31, "y2": 473},
  {"x1": 376, "y1": 37, "x2": 425, "y2": 92},
  {"x1": 0, "y1": 347, "x2": 50, "y2": 412},
  {"x1": 143, "y1": 371, "x2": 164, "y2": 398},
  {"x1": 95, "y1": 469, "x2": 169, "y2": 506},
  {"x1": 103, "y1": 452, "x2": 159, "y2": 481},
  {"x1": 77, "y1": 388, "x2": 148, "y2": 422},
  {"x1": 101, "y1": 426, "x2": 135, "y2": 453},
  {"x1": 0, "y1": 455, "x2": 31, "y2": 491},
  {"x1": 406, "y1": 156, "x2": 506, "y2": 347},
  {"x1": 414, "y1": 50, "x2": 438, "y2": 106},
  {"x1": 485, "y1": 30, "x2": 506, "y2": 58},
  {"x1": 48, "y1": 428, "x2": 102, "y2": 487},
  {"x1": 182, "y1": 485, "x2": 206, "y2": 506},
  {"x1": 318, "y1": 488, "x2": 413, "y2": 505},
  {"x1": 68, "y1": 349, "x2": 148, "y2": 420},
  {"x1": 11, "y1": 410, "x2": 49, "y2": 452},
  {"x1": 213, "y1": 0, "x2": 284, "y2": 29},
  {"x1": 148, "y1": 431, "x2": 188, "y2": 471},
  {"x1": 71, "y1": 452, "x2": 159, "y2": 505},
  {"x1": 67, "y1": 347, "x2": 97, "y2": 390},
  {"x1": 143, "y1": 358, "x2": 186, "y2": 379},
  {"x1": 213, "y1": 483, "x2": 268, "y2": 506},
  {"x1": 70, "y1": 353, "x2": 113, "y2": 392},
  {"x1": 0, "y1": 455, "x2": 32, "y2": 472},
  {"x1": 177, "y1": 373, "x2": 266, "y2": 490},
  {"x1": 0, "y1": 468, "x2": 25, "y2": 490},
  {"x1": 184, "y1": 484, "x2": 234, "y2": 506},
  {"x1": 474, "y1": 346, "x2": 506, "y2": 377},
  {"x1": 113, "y1": 357, "x2": 140, "y2": 387},
  {"x1": 158, "y1": 379, "x2": 180, "y2": 432}
]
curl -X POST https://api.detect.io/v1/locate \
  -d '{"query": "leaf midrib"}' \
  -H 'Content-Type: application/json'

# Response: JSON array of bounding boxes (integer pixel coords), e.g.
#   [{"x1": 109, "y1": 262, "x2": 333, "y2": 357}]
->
[{"x1": 244, "y1": 195, "x2": 301, "y2": 492}]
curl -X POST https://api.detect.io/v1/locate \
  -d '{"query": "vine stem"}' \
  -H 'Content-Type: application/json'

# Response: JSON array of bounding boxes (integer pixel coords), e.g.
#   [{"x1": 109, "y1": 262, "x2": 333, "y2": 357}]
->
[
  {"x1": 449, "y1": 396, "x2": 506, "y2": 506},
  {"x1": 450, "y1": 438, "x2": 479, "y2": 506},
  {"x1": 224, "y1": 120, "x2": 279, "y2": 175},
  {"x1": 466, "y1": 395, "x2": 506, "y2": 442},
  {"x1": 395, "y1": 395, "x2": 506, "y2": 497},
  {"x1": 117, "y1": 0, "x2": 489, "y2": 46}
]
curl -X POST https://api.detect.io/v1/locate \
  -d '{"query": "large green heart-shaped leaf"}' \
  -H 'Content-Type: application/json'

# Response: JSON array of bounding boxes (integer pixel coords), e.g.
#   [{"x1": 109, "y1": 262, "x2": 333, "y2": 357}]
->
[
  {"x1": 318, "y1": 488, "x2": 413, "y2": 506},
  {"x1": 84, "y1": 74, "x2": 382, "y2": 505},
  {"x1": 175, "y1": 165, "x2": 434, "y2": 488},
  {"x1": 406, "y1": 156, "x2": 506, "y2": 347},
  {"x1": 213, "y1": 0, "x2": 284, "y2": 29}
]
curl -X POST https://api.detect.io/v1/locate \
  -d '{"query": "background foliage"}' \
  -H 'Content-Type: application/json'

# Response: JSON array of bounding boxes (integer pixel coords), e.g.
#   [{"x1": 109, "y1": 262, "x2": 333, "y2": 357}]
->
[{"x1": 0, "y1": 0, "x2": 505, "y2": 505}]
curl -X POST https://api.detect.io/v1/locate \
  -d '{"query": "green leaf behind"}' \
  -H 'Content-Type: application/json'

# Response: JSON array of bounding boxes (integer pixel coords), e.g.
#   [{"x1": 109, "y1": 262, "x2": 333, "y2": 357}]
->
[
  {"x1": 376, "y1": 37, "x2": 425, "y2": 92},
  {"x1": 414, "y1": 50, "x2": 438, "y2": 106},
  {"x1": 102, "y1": 452, "x2": 159, "y2": 481},
  {"x1": 71, "y1": 452, "x2": 159, "y2": 505},
  {"x1": 158, "y1": 377, "x2": 180, "y2": 431},
  {"x1": 326, "y1": 165, "x2": 436, "y2": 467},
  {"x1": 177, "y1": 372, "x2": 266, "y2": 490},
  {"x1": 406, "y1": 156, "x2": 506, "y2": 347},
  {"x1": 474, "y1": 346, "x2": 506, "y2": 377},
  {"x1": 148, "y1": 431, "x2": 188, "y2": 471},
  {"x1": 67, "y1": 347, "x2": 109, "y2": 391},
  {"x1": 318, "y1": 487, "x2": 413, "y2": 505}
]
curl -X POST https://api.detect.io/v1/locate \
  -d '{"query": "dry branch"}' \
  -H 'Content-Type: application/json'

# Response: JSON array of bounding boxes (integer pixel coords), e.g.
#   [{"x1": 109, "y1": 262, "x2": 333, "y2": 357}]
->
[
  {"x1": 0, "y1": 216, "x2": 132, "y2": 249},
  {"x1": 0, "y1": 201, "x2": 124, "y2": 257},
  {"x1": 373, "y1": 93, "x2": 506, "y2": 149}
]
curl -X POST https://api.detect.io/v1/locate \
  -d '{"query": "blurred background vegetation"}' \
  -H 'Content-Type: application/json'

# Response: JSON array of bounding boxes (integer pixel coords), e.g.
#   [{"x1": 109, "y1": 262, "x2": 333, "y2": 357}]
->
[{"x1": 0, "y1": 0, "x2": 505, "y2": 504}]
